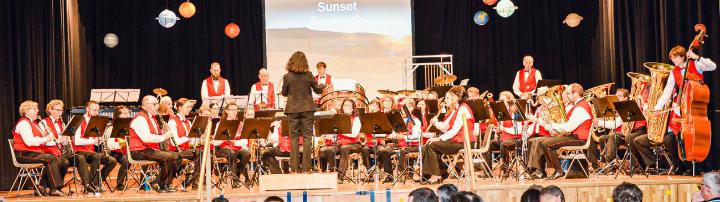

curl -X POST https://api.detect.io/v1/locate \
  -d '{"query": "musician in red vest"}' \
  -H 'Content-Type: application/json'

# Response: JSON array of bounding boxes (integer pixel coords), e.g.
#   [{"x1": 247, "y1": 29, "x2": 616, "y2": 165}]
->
[
  {"x1": 129, "y1": 95, "x2": 179, "y2": 193},
  {"x1": 105, "y1": 105, "x2": 131, "y2": 190},
  {"x1": 317, "y1": 99, "x2": 369, "y2": 176},
  {"x1": 72, "y1": 100, "x2": 118, "y2": 192},
  {"x1": 512, "y1": 55, "x2": 543, "y2": 99},
  {"x1": 641, "y1": 46, "x2": 716, "y2": 175},
  {"x1": 594, "y1": 88, "x2": 646, "y2": 165},
  {"x1": 211, "y1": 103, "x2": 252, "y2": 187},
  {"x1": 536, "y1": 84, "x2": 592, "y2": 180},
  {"x1": 396, "y1": 99, "x2": 424, "y2": 178},
  {"x1": 315, "y1": 62, "x2": 333, "y2": 86},
  {"x1": 12, "y1": 101, "x2": 66, "y2": 196},
  {"x1": 261, "y1": 119, "x2": 303, "y2": 174},
  {"x1": 201, "y1": 62, "x2": 232, "y2": 98},
  {"x1": 422, "y1": 86, "x2": 476, "y2": 183},
  {"x1": 484, "y1": 91, "x2": 525, "y2": 172},
  {"x1": 249, "y1": 68, "x2": 276, "y2": 110},
  {"x1": 167, "y1": 98, "x2": 195, "y2": 187},
  {"x1": 39, "y1": 100, "x2": 74, "y2": 188}
]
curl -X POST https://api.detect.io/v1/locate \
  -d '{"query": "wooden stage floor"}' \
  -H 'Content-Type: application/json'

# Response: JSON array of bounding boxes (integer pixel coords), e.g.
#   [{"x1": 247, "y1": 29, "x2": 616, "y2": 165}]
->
[{"x1": 1, "y1": 174, "x2": 702, "y2": 202}]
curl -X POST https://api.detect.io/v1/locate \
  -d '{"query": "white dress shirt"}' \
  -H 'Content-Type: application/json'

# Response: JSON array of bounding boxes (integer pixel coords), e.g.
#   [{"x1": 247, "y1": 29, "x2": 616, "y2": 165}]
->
[
  {"x1": 654, "y1": 58, "x2": 717, "y2": 115},
  {"x1": 248, "y1": 83, "x2": 272, "y2": 108},
  {"x1": 436, "y1": 105, "x2": 474, "y2": 141},
  {"x1": 550, "y1": 99, "x2": 591, "y2": 134},
  {"x1": 130, "y1": 114, "x2": 166, "y2": 143},
  {"x1": 74, "y1": 115, "x2": 97, "y2": 146},
  {"x1": 15, "y1": 119, "x2": 49, "y2": 147},
  {"x1": 201, "y1": 78, "x2": 231, "y2": 98},
  {"x1": 168, "y1": 114, "x2": 191, "y2": 146}
]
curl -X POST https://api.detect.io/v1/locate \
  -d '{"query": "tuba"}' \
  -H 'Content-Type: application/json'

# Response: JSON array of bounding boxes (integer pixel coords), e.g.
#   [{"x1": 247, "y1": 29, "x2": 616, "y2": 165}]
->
[
  {"x1": 644, "y1": 62, "x2": 675, "y2": 145},
  {"x1": 585, "y1": 83, "x2": 614, "y2": 142},
  {"x1": 620, "y1": 72, "x2": 651, "y2": 138},
  {"x1": 537, "y1": 85, "x2": 568, "y2": 133}
]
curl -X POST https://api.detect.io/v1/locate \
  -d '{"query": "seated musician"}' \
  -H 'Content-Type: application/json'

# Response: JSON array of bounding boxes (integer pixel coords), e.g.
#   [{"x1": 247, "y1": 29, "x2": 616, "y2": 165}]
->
[
  {"x1": 321, "y1": 99, "x2": 369, "y2": 177},
  {"x1": 594, "y1": 88, "x2": 647, "y2": 165},
  {"x1": 167, "y1": 98, "x2": 196, "y2": 186},
  {"x1": 484, "y1": 91, "x2": 526, "y2": 171},
  {"x1": 159, "y1": 96, "x2": 174, "y2": 116},
  {"x1": 104, "y1": 105, "x2": 132, "y2": 190},
  {"x1": 209, "y1": 103, "x2": 221, "y2": 119},
  {"x1": 422, "y1": 86, "x2": 475, "y2": 184},
  {"x1": 262, "y1": 119, "x2": 303, "y2": 174},
  {"x1": 211, "y1": 102, "x2": 251, "y2": 188},
  {"x1": 536, "y1": 83, "x2": 593, "y2": 180},
  {"x1": 39, "y1": 100, "x2": 73, "y2": 191},
  {"x1": 642, "y1": 46, "x2": 716, "y2": 174},
  {"x1": 524, "y1": 91, "x2": 555, "y2": 178},
  {"x1": 187, "y1": 105, "x2": 211, "y2": 189},
  {"x1": 13, "y1": 100, "x2": 66, "y2": 196},
  {"x1": 72, "y1": 101, "x2": 118, "y2": 192},
  {"x1": 397, "y1": 99, "x2": 425, "y2": 179},
  {"x1": 377, "y1": 96, "x2": 399, "y2": 181},
  {"x1": 129, "y1": 95, "x2": 179, "y2": 193},
  {"x1": 249, "y1": 68, "x2": 276, "y2": 110}
]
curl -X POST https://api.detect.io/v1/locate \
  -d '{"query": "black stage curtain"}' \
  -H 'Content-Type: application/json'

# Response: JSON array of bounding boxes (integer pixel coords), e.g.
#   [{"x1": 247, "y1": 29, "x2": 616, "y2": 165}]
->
[
  {"x1": 614, "y1": 0, "x2": 720, "y2": 171},
  {"x1": 412, "y1": 0, "x2": 601, "y2": 93}
]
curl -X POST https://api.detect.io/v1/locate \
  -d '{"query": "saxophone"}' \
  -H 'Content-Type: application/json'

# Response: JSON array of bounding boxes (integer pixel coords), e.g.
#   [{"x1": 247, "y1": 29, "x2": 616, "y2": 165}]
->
[{"x1": 644, "y1": 62, "x2": 675, "y2": 145}]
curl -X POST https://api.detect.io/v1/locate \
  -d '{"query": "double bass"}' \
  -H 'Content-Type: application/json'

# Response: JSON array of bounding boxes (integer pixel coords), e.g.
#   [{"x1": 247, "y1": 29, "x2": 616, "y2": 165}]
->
[{"x1": 675, "y1": 24, "x2": 711, "y2": 162}]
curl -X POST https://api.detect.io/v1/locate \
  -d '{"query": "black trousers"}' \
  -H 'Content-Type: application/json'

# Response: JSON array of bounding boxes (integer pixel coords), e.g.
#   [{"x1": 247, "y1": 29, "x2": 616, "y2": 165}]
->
[
  {"x1": 483, "y1": 138, "x2": 519, "y2": 169},
  {"x1": 630, "y1": 132, "x2": 681, "y2": 170},
  {"x1": 528, "y1": 136, "x2": 549, "y2": 172},
  {"x1": 376, "y1": 144, "x2": 396, "y2": 174},
  {"x1": 421, "y1": 141, "x2": 464, "y2": 176},
  {"x1": 216, "y1": 148, "x2": 251, "y2": 180},
  {"x1": 15, "y1": 150, "x2": 64, "y2": 190},
  {"x1": 76, "y1": 151, "x2": 117, "y2": 185},
  {"x1": 587, "y1": 133, "x2": 608, "y2": 169},
  {"x1": 318, "y1": 145, "x2": 337, "y2": 172},
  {"x1": 399, "y1": 145, "x2": 419, "y2": 171},
  {"x1": 604, "y1": 127, "x2": 647, "y2": 162},
  {"x1": 261, "y1": 147, "x2": 292, "y2": 174},
  {"x1": 130, "y1": 148, "x2": 178, "y2": 186},
  {"x1": 286, "y1": 111, "x2": 315, "y2": 172},
  {"x1": 172, "y1": 149, "x2": 195, "y2": 178},
  {"x1": 538, "y1": 135, "x2": 585, "y2": 172},
  {"x1": 62, "y1": 152, "x2": 92, "y2": 186},
  {"x1": 109, "y1": 151, "x2": 128, "y2": 187},
  {"x1": 337, "y1": 143, "x2": 370, "y2": 174}
]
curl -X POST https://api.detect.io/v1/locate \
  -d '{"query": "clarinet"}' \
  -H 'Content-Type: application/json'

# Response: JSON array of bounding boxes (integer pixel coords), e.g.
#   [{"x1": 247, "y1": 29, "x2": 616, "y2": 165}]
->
[{"x1": 39, "y1": 118, "x2": 65, "y2": 156}]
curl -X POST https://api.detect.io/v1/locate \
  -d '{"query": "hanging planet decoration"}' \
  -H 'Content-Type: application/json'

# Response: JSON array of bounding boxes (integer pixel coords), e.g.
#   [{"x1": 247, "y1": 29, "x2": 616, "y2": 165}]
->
[
  {"x1": 103, "y1": 33, "x2": 118, "y2": 48},
  {"x1": 483, "y1": 0, "x2": 498, "y2": 6},
  {"x1": 178, "y1": 1, "x2": 196, "y2": 19},
  {"x1": 156, "y1": 9, "x2": 180, "y2": 28},
  {"x1": 473, "y1": 11, "x2": 489, "y2": 26},
  {"x1": 225, "y1": 23, "x2": 240, "y2": 38},
  {"x1": 563, "y1": 13, "x2": 583, "y2": 28},
  {"x1": 494, "y1": 0, "x2": 518, "y2": 18}
]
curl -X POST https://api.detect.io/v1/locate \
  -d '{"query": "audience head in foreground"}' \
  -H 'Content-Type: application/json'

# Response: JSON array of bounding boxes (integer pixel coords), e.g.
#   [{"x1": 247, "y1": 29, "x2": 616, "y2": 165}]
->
[
  {"x1": 409, "y1": 187, "x2": 439, "y2": 202},
  {"x1": 540, "y1": 185, "x2": 565, "y2": 202}
]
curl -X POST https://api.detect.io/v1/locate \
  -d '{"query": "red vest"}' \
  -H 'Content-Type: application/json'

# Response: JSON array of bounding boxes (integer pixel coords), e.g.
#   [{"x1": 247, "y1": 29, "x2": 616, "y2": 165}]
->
[
  {"x1": 668, "y1": 60, "x2": 704, "y2": 132},
  {"x1": 315, "y1": 74, "x2": 332, "y2": 85},
  {"x1": 277, "y1": 127, "x2": 303, "y2": 152},
  {"x1": 566, "y1": 100, "x2": 592, "y2": 140},
  {"x1": 129, "y1": 111, "x2": 162, "y2": 151},
  {"x1": 254, "y1": 82, "x2": 275, "y2": 110},
  {"x1": 518, "y1": 68, "x2": 538, "y2": 93},
  {"x1": 169, "y1": 115, "x2": 191, "y2": 151},
  {"x1": 444, "y1": 104, "x2": 476, "y2": 143},
  {"x1": 13, "y1": 117, "x2": 45, "y2": 153},
  {"x1": 205, "y1": 77, "x2": 227, "y2": 97},
  {"x1": 537, "y1": 125, "x2": 551, "y2": 137},
  {"x1": 221, "y1": 122, "x2": 244, "y2": 150},
  {"x1": 500, "y1": 120, "x2": 522, "y2": 141},
  {"x1": 42, "y1": 117, "x2": 63, "y2": 156},
  {"x1": 73, "y1": 118, "x2": 96, "y2": 153}
]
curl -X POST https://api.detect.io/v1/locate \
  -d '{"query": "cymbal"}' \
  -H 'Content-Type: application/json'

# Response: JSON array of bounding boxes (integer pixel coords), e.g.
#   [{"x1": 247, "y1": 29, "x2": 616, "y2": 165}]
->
[
  {"x1": 153, "y1": 88, "x2": 168, "y2": 96},
  {"x1": 433, "y1": 75, "x2": 457, "y2": 85},
  {"x1": 397, "y1": 90, "x2": 416, "y2": 95},
  {"x1": 378, "y1": 89, "x2": 398, "y2": 96}
]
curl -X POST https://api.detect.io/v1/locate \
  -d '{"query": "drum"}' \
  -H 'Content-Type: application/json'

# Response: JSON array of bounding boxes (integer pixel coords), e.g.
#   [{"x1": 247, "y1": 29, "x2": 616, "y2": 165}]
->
[{"x1": 319, "y1": 83, "x2": 368, "y2": 110}]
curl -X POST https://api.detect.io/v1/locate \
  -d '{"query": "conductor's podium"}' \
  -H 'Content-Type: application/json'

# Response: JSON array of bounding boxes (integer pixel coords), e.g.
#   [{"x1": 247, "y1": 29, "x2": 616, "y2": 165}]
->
[{"x1": 259, "y1": 172, "x2": 338, "y2": 191}]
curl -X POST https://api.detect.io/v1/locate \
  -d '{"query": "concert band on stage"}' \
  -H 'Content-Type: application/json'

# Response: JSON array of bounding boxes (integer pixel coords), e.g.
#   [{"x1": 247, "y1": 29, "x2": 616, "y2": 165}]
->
[{"x1": 12, "y1": 49, "x2": 717, "y2": 195}]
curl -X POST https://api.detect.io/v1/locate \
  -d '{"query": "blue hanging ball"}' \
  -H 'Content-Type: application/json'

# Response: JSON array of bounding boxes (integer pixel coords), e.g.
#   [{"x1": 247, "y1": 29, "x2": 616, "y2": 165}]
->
[{"x1": 473, "y1": 11, "x2": 489, "y2": 26}]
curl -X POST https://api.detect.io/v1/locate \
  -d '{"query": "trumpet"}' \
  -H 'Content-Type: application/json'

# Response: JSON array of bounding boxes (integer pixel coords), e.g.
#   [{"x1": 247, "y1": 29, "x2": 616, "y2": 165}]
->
[{"x1": 479, "y1": 91, "x2": 494, "y2": 101}]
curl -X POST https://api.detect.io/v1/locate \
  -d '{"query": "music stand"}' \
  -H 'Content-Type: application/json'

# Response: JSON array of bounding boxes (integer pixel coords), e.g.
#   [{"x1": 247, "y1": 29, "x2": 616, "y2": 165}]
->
[
  {"x1": 90, "y1": 89, "x2": 141, "y2": 104},
  {"x1": 214, "y1": 119, "x2": 241, "y2": 141},
  {"x1": 426, "y1": 99, "x2": 439, "y2": 114},
  {"x1": 536, "y1": 80, "x2": 562, "y2": 88},
  {"x1": 62, "y1": 115, "x2": 84, "y2": 137},
  {"x1": 188, "y1": 116, "x2": 209, "y2": 138},
  {"x1": 386, "y1": 110, "x2": 409, "y2": 133},
  {"x1": 463, "y1": 100, "x2": 491, "y2": 121},
  {"x1": 490, "y1": 101, "x2": 513, "y2": 122},
  {"x1": 315, "y1": 114, "x2": 352, "y2": 135},
  {"x1": 589, "y1": 96, "x2": 618, "y2": 119},
  {"x1": 82, "y1": 116, "x2": 111, "y2": 193},
  {"x1": 428, "y1": 86, "x2": 453, "y2": 99},
  {"x1": 109, "y1": 118, "x2": 132, "y2": 138},
  {"x1": 427, "y1": 113, "x2": 447, "y2": 134},
  {"x1": 514, "y1": 99, "x2": 537, "y2": 115},
  {"x1": 614, "y1": 100, "x2": 645, "y2": 122},
  {"x1": 239, "y1": 118, "x2": 272, "y2": 184},
  {"x1": 255, "y1": 109, "x2": 281, "y2": 119},
  {"x1": 359, "y1": 112, "x2": 393, "y2": 134}
]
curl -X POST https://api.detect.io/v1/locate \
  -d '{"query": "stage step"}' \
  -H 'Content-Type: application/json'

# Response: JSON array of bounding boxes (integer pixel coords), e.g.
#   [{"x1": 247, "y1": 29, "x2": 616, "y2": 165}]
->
[{"x1": 259, "y1": 173, "x2": 338, "y2": 191}]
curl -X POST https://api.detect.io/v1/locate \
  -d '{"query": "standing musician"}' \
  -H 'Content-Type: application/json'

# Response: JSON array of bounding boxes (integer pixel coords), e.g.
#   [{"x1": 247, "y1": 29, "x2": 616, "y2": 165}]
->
[
  {"x1": 201, "y1": 62, "x2": 232, "y2": 98},
  {"x1": 249, "y1": 68, "x2": 276, "y2": 110},
  {"x1": 38, "y1": 100, "x2": 74, "y2": 190},
  {"x1": 72, "y1": 101, "x2": 118, "y2": 192},
  {"x1": 422, "y1": 86, "x2": 475, "y2": 183},
  {"x1": 167, "y1": 98, "x2": 196, "y2": 185},
  {"x1": 314, "y1": 62, "x2": 333, "y2": 86},
  {"x1": 262, "y1": 119, "x2": 303, "y2": 174},
  {"x1": 12, "y1": 101, "x2": 66, "y2": 196},
  {"x1": 281, "y1": 51, "x2": 325, "y2": 173},
  {"x1": 105, "y1": 105, "x2": 131, "y2": 190},
  {"x1": 536, "y1": 84, "x2": 593, "y2": 180},
  {"x1": 484, "y1": 91, "x2": 526, "y2": 171},
  {"x1": 129, "y1": 95, "x2": 179, "y2": 193},
  {"x1": 211, "y1": 103, "x2": 252, "y2": 187},
  {"x1": 642, "y1": 46, "x2": 716, "y2": 174},
  {"x1": 512, "y1": 55, "x2": 543, "y2": 99}
]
